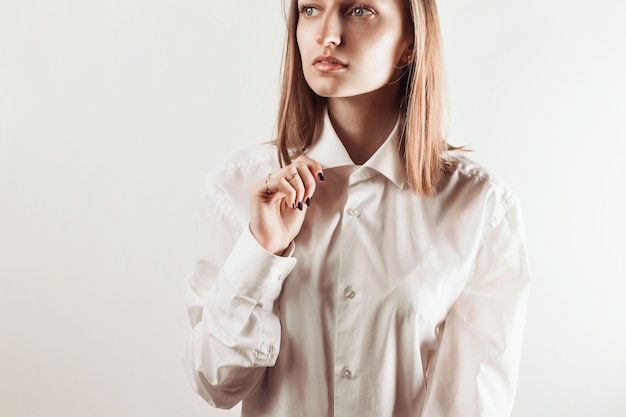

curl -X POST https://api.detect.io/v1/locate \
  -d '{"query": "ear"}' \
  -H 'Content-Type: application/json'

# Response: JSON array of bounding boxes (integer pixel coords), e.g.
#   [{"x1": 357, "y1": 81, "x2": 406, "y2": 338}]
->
[{"x1": 403, "y1": 42, "x2": 415, "y2": 65}]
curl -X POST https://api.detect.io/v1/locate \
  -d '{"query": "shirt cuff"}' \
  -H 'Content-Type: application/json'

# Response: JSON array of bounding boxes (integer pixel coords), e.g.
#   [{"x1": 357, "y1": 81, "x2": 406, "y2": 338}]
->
[
  {"x1": 221, "y1": 229, "x2": 297, "y2": 306},
  {"x1": 281, "y1": 240, "x2": 296, "y2": 258}
]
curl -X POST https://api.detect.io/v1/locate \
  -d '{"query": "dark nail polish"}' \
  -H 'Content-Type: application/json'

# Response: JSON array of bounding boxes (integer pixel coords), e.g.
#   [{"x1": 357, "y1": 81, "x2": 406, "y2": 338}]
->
[
  {"x1": 297, "y1": 201, "x2": 303, "y2": 211},
  {"x1": 305, "y1": 197, "x2": 311, "y2": 206},
  {"x1": 292, "y1": 202, "x2": 296, "y2": 209},
  {"x1": 318, "y1": 172, "x2": 325, "y2": 182}
]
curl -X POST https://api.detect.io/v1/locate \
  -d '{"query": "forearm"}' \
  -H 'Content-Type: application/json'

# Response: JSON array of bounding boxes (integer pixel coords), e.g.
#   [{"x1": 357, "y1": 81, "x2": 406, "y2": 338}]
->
[
  {"x1": 184, "y1": 228, "x2": 296, "y2": 408},
  {"x1": 422, "y1": 200, "x2": 530, "y2": 416}
]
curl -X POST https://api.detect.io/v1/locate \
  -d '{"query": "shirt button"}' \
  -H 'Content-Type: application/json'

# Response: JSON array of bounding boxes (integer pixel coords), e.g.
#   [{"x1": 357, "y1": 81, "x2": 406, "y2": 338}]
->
[
  {"x1": 341, "y1": 366, "x2": 352, "y2": 379},
  {"x1": 344, "y1": 285, "x2": 356, "y2": 299},
  {"x1": 347, "y1": 208, "x2": 361, "y2": 217}
]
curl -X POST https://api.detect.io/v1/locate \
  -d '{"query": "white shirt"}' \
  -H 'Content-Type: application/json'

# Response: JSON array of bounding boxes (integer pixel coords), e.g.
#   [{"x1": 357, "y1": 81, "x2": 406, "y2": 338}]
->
[{"x1": 184, "y1": 115, "x2": 530, "y2": 417}]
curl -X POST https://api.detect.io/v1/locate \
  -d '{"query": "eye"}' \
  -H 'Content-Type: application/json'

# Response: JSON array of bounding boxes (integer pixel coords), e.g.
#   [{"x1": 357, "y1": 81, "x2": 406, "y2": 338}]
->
[
  {"x1": 350, "y1": 6, "x2": 374, "y2": 17},
  {"x1": 300, "y1": 5, "x2": 321, "y2": 17}
]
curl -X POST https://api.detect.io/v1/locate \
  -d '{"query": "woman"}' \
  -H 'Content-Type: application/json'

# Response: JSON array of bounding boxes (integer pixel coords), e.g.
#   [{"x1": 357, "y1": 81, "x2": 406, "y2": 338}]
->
[{"x1": 184, "y1": 0, "x2": 530, "y2": 416}]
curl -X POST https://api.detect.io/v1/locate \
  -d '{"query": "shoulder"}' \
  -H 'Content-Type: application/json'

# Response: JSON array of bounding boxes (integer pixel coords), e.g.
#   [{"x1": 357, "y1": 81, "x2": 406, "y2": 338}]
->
[
  {"x1": 438, "y1": 151, "x2": 520, "y2": 233},
  {"x1": 201, "y1": 142, "x2": 280, "y2": 222},
  {"x1": 445, "y1": 151, "x2": 515, "y2": 202},
  {"x1": 211, "y1": 142, "x2": 279, "y2": 176},
  {"x1": 206, "y1": 142, "x2": 279, "y2": 189}
]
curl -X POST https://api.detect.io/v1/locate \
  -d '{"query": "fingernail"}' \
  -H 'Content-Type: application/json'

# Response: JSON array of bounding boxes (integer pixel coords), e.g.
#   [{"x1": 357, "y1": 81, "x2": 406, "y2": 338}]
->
[
  {"x1": 318, "y1": 172, "x2": 325, "y2": 182},
  {"x1": 305, "y1": 197, "x2": 311, "y2": 206},
  {"x1": 297, "y1": 201, "x2": 303, "y2": 211},
  {"x1": 292, "y1": 202, "x2": 296, "y2": 209}
]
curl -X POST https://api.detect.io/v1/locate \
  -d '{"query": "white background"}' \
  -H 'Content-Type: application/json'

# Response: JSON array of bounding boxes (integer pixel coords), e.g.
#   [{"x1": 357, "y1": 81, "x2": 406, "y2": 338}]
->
[{"x1": 1, "y1": 1, "x2": 625, "y2": 416}]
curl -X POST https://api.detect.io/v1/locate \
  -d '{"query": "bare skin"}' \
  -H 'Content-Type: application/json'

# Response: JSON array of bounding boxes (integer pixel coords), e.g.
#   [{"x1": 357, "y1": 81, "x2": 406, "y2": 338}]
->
[
  {"x1": 250, "y1": 0, "x2": 412, "y2": 255},
  {"x1": 327, "y1": 86, "x2": 402, "y2": 165},
  {"x1": 249, "y1": 156, "x2": 324, "y2": 255}
]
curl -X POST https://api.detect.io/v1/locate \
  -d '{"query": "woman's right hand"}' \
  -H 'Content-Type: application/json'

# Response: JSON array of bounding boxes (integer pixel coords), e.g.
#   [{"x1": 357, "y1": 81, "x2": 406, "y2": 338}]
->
[{"x1": 249, "y1": 155, "x2": 325, "y2": 255}]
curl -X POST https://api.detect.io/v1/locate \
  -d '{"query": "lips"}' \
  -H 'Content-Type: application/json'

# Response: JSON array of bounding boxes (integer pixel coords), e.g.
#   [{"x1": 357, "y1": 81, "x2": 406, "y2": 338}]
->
[{"x1": 312, "y1": 55, "x2": 347, "y2": 72}]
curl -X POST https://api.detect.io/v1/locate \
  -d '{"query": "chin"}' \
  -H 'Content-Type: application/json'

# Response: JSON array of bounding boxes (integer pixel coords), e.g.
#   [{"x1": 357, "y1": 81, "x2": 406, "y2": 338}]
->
[
  {"x1": 303, "y1": 74, "x2": 345, "y2": 97},
  {"x1": 307, "y1": 83, "x2": 361, "y2": 99},
  {"x1": 306, "y1": 78, "x2": 386, "y2": 100}
]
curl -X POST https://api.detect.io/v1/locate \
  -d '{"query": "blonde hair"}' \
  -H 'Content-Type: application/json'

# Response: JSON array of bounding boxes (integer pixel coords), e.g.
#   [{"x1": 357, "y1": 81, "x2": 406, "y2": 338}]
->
[{"x1": 275, "y1": 0, "x2": 455, "y2": 196}]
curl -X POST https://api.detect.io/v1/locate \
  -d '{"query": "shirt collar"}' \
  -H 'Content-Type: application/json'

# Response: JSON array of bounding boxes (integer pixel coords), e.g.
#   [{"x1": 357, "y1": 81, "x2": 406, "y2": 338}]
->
[{"x1": 306, "y1": 111, "x2": 407, "y2": 189}]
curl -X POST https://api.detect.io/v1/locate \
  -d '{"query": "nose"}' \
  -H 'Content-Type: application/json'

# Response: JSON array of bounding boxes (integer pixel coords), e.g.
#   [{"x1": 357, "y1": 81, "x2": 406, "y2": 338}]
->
[{"x1": 316, "y1": 12, "x2": 341, "y2": 47}]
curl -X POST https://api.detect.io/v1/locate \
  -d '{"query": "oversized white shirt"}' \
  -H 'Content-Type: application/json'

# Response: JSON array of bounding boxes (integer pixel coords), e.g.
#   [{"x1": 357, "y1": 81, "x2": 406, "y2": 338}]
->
[{"x1": 184, "y1": 115, "x2": 530, "y2": 417}]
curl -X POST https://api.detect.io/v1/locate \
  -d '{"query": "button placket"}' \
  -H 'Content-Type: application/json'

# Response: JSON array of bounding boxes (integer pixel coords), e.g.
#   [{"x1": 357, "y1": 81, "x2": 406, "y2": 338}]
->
[
  {"x1": 335, "y1": 178, "x2": 368, "y2": 411},
  {"x1": 344, "y1": 285, "x2": 356, "y2": 299},
  {"x1": 346, "y1": 207, "x2": 361, "y2": 217}
]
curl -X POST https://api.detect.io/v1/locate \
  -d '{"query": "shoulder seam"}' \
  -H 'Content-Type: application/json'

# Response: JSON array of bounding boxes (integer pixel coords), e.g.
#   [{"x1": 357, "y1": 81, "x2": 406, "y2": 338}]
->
[
  {"x1": 488, "y1": 193, "x2": 518, "y2": 233},
  {"x1": 204, "y1": 181, "x2": 243, "y2": 230},
  {"x1": 218, "y1": 144, "x2": 277, "y2": 173}
]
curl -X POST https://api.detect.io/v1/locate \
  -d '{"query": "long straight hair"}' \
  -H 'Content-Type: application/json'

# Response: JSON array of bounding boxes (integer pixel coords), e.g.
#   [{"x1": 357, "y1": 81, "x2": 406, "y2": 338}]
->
[{"x1": 275, "y1": 0, "x2": 454, "y2": 196}]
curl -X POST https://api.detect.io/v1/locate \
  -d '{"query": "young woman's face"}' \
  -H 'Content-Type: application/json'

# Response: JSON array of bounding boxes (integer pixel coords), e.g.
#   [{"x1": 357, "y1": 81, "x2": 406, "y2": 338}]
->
[{"x1": 296, "y1": 0, "x2": 413, "y2": 99}]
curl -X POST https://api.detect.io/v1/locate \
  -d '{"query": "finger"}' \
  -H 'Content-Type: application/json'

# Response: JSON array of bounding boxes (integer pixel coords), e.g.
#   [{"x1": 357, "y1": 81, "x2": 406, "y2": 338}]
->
[
  {"x1": 256, "y1": 155, "x2": 324, "y2": 207},
  {"x1": 287, "y1": 170, "x2": 306, "y2": 210},
  {"x1": 268, "y1": 164, "x2": 302, "y2": 205},
  {"x1": 294, "y1": 154, "x2": 325, "y2": 183},
  {"x1": 292, "y1": 162, "x2": 317, "y2": 207},
  {"x1": 281, "y1": 164, "x2": 305, "y2": 208},
  {"x1": 256, "y1": 173, "x2": 279, "y2": 200},
  {"x1": 272, "y1": 175, "x2": 298, "y2": 208},
  {"x1": 255, "y1": 172, "x2": 288, "y2": 205}
]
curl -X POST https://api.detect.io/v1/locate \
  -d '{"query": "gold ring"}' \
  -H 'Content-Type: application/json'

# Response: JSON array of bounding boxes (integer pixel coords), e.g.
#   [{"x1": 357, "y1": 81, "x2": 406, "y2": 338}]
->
[
  {"x1": 287, "y1": 173, "x2": 299, "y2": 182},
  {"x1": 264, "y1": 174, "x2": 273, "y2": 194}
]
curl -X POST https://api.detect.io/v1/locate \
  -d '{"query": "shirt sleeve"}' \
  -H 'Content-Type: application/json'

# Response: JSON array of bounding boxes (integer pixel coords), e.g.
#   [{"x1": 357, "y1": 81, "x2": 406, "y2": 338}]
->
[
  {"x1": 183, "y1": 180, "x2": 297, "y2": 409},
  {"x1": 421, "y1": 198, "x2": 530, "y2": 416}
]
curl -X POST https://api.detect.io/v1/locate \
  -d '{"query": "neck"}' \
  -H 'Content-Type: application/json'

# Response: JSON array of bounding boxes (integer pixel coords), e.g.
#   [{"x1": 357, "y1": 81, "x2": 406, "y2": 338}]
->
[{"x1": 327, "y1": 85, "x2": 401, "y2": 165}]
